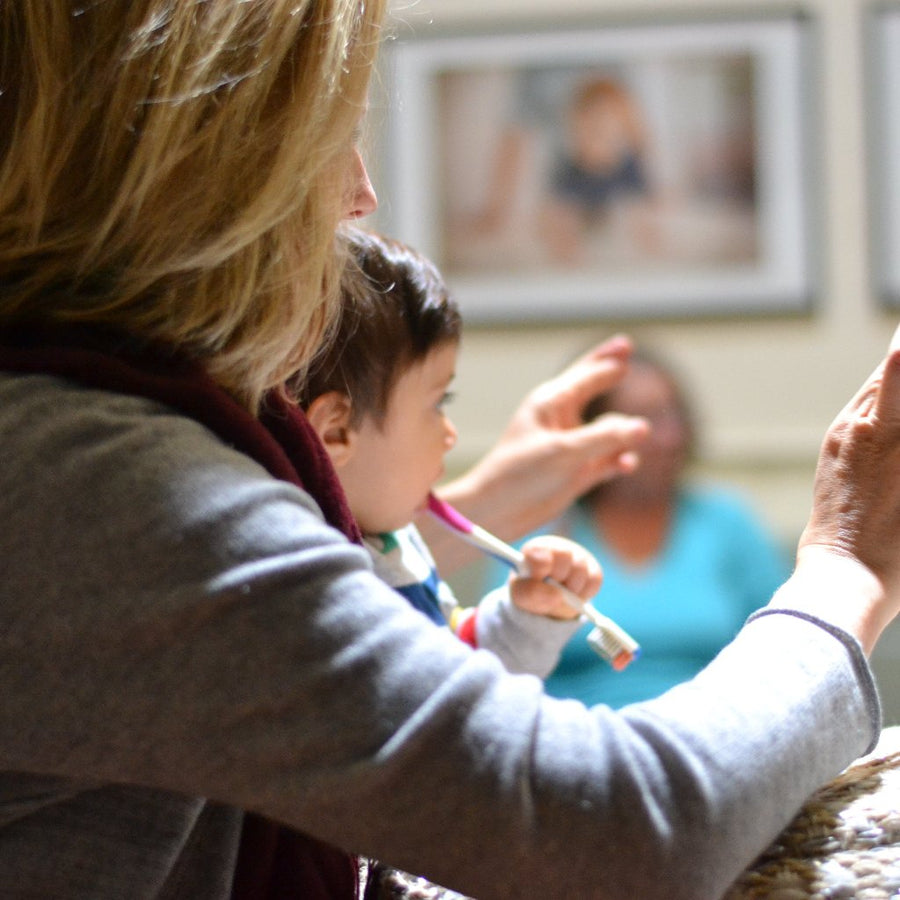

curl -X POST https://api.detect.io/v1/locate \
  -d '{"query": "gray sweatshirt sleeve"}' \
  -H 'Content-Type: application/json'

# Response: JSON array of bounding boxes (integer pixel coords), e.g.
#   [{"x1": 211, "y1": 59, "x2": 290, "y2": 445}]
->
[
  {"x1": 475, "y1": 585, "x2": 582, "y2": 677},
  {"x1": 0, "y1": 378, "x2": 881, "y2": 900}
]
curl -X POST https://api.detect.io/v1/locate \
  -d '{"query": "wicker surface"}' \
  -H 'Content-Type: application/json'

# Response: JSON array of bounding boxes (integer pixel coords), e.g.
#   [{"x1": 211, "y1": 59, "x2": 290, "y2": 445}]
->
[
  {"x1": 365, "y1": 728, "x2": 900, "y2": 899},
  {"x1": 724, "y1": 727, "x2": 900, "y2": 899},
  {"x1": 362, "y1": 862, "x2": 474, "y2": 900}
]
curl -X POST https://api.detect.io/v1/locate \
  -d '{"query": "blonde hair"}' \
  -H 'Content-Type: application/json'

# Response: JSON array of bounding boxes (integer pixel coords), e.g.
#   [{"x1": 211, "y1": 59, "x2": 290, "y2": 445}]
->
[{"x1": 0, "y1": 0, "x2": 385, "y2": 410}]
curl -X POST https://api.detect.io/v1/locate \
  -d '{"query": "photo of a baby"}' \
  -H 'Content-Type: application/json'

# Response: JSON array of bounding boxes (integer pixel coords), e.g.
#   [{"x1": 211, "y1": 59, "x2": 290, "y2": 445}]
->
[{"x1": 439, "y1": 57, "x2": 758, "y2": 276}]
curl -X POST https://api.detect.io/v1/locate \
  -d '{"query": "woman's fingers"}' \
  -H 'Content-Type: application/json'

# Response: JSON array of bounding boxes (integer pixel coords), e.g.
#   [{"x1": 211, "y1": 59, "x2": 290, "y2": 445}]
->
[
  {"x1": 803, "y1": 326, "x2": 900, "y2": 584},
  {"x1": 873, "y1": 346, "x2": 900, "y2": 425}
]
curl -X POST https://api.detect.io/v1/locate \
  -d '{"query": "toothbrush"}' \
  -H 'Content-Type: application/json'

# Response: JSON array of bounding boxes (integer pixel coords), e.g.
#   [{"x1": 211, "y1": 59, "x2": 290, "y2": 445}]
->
[{"x1": 426, "y1": 493, "x2": 640, "y2": 671}]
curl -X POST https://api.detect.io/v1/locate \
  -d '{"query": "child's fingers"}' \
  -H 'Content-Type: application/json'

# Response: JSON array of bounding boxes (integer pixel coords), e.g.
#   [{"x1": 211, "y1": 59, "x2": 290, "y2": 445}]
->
[
  {"x1": 562, "y1": 556, "x2": 603, "y2": 599},
  {"x1": 519, "y1": 544, "x2": 553, "y2": 580},
  {"x1": 520, "y1": 537, "x2": 603, "y2": 599},
  {"x1": 509, "y1": 578, "x2": 582, "y2": 620}
]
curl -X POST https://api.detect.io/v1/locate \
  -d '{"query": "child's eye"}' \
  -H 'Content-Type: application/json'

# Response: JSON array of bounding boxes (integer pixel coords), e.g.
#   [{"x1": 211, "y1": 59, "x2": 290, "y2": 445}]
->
[{"x1": 438, "y1": 391, "x2": 455, "y2": 409}]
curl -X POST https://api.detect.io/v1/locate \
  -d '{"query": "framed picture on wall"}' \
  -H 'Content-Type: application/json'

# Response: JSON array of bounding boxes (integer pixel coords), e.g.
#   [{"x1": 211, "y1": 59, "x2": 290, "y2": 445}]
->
[
  {"x1": 870, "y1": 6, "x2": 900, "y2": 308},
  {"x1": 379, "y1": 15, "x2": 814, "y2": 323}
]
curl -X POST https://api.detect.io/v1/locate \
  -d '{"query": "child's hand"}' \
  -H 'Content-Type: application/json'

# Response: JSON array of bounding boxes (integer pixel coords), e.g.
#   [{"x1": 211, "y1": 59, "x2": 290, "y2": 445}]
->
[{"x1": 509, "y1": 536, "x2": 603, "y2": 620}]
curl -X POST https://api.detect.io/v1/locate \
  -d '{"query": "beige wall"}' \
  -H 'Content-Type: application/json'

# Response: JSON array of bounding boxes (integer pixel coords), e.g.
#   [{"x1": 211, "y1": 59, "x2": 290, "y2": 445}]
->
[{"x1": 378, "y1": 0, "x2": 900, "y2": 716}]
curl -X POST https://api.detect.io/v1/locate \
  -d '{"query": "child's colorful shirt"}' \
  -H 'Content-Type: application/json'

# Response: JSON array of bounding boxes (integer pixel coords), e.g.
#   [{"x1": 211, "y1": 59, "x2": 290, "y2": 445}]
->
[{"x1": 363, "y1": 523, "x2": 580, "y2": 677}]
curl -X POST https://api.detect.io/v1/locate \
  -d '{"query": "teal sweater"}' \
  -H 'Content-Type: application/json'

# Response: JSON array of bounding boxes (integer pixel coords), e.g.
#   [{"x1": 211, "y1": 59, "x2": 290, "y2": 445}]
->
[{"x1": 486, "y1": 490, "x2": 790, "y2": 708}]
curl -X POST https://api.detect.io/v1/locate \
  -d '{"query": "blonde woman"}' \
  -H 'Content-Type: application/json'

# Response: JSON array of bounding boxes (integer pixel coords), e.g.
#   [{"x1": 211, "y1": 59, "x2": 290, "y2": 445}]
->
[{"x1": 2, "y1": 3, "x2": 900, "y2": 899}]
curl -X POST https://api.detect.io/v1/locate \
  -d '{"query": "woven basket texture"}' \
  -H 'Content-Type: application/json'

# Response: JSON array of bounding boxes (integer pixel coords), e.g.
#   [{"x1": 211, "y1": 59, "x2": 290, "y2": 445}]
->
[{"x1": 725, "y1": 728, "x2": 900, "y2": 900}]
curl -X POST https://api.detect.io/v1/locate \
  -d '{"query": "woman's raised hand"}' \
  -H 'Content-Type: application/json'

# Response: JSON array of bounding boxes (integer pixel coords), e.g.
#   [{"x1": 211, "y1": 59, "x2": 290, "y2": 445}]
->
[{"x1": 791, "y1": 325, "x2": 900, "y2": 653}]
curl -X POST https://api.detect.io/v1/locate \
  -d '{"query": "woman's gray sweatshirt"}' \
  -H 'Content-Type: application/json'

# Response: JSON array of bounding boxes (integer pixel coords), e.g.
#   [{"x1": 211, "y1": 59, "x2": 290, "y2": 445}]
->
[{"x1": 0, "y1": 373, "x2": 880, "y2": 900}]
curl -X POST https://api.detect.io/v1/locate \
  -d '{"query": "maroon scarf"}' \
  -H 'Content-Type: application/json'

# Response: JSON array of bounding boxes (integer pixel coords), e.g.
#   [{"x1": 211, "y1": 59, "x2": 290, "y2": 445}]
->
[{"x1": 0, "y1": 324, "x2": 362, "y2": 899}]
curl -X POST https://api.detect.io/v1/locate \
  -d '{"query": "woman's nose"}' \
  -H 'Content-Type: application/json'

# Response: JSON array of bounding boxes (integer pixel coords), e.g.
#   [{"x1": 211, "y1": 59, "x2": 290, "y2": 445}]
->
[{"x1": 344, "y1": 149, "x2": 378, "y2": 220}]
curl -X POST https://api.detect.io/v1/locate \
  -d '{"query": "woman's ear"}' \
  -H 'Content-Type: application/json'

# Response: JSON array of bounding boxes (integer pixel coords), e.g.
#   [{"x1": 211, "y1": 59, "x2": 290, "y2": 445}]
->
[{"x1": 305, "y1": 391, "x2": 356, "y2": 468}]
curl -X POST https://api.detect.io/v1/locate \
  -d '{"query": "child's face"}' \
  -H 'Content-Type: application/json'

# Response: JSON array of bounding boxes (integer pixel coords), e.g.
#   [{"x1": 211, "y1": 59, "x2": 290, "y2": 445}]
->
[
  {"x1": 339, "y1": 341, "x2": 458, "y2": 534},
  {"x1": 572, "y1": 98, "x2": 631, "y2": 170}
]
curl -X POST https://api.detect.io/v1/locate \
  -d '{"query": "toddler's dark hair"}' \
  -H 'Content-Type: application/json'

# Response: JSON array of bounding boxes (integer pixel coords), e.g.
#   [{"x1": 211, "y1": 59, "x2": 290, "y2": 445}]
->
[{"x1": 293, "y1": 228, "x2": 462, "y2": 426}]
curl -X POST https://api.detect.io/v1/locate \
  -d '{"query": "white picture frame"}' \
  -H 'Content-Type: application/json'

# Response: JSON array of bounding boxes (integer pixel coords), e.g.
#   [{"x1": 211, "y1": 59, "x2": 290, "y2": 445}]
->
[{"x1": 378, "y1": 15, "x2": 814, "y2": 323}]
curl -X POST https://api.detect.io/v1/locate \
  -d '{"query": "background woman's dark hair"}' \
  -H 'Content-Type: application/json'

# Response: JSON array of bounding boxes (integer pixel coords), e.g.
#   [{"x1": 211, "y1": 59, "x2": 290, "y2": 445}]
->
[
  {"x1": 293, "y1": 229, "x2": 462, "y2": 426},
  {"x1": 578, "y1": 344, "x2": 698, "y2": 504}
]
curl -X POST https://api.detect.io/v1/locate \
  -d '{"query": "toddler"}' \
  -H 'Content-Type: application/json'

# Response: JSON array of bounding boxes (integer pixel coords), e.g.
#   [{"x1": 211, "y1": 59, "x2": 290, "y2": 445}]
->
[{"x1": 295, "y1": 228, "x2": 602, "y2": 677}]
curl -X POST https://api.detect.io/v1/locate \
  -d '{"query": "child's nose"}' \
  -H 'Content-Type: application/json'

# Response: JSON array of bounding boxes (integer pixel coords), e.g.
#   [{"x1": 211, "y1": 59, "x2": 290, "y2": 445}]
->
[{"x1": 444, "y1": 417, "x2": 458, "y2": 450}]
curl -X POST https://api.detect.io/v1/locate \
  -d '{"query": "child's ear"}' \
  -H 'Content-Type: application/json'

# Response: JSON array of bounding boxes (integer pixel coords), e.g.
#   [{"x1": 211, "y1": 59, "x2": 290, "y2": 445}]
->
[{"x1": 305, "y1": 391, "x2": 356, "y2": 468}]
